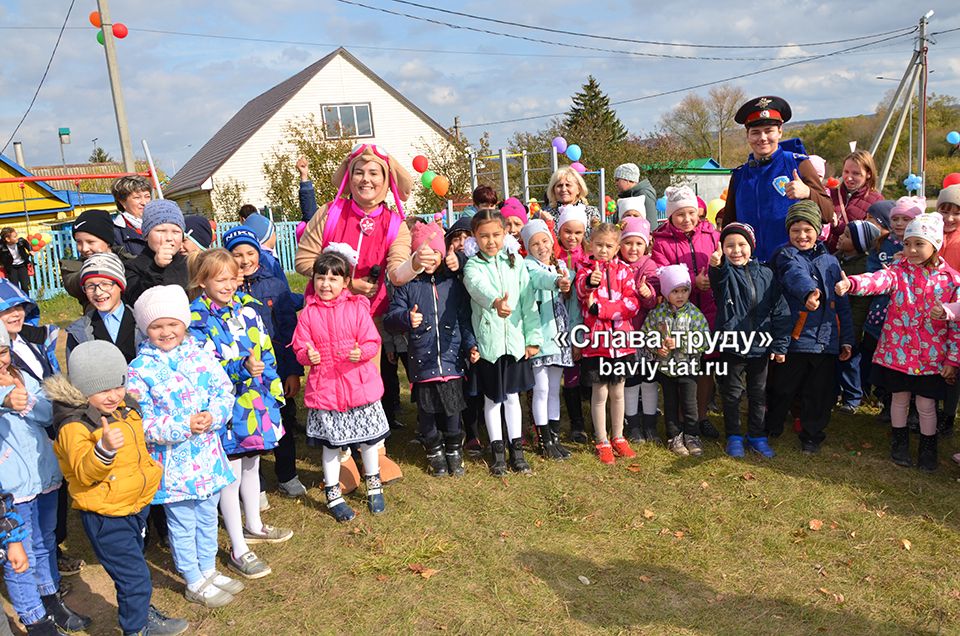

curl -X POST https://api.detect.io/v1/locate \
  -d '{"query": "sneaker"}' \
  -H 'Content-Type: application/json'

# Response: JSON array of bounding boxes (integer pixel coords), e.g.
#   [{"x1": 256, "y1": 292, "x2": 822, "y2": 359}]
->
[
  {"x1": 801, "y1": 440, "x2": 821, "y2": 455},
  {"x1": 206, "y1": 571, "x2": 245, "y2": 594},
  {"x1": 683, "y1": 434, "x2": 704, "y2": 457},
  {"x1": 725, "y1": 435, "x2": 745, "y2": 458},
  {"x1": 463, "y1": 438, "x2": 483, "y2": 457},
  {"x1": 610, "y1": 437, "x2": 636, "y2": 459},
  {"x1": 746, "y1": 436, "x2": 775, "y2": 458},
  {"x1": 595, "y1": 442, "x2": 615, "y2": 465},
  {"x1": 277, "y1": 477, "x2": 307, "y2": 498},
  {"x1": 837, "y1": 402, "x2": 857, "y2": 415},
  {"x1": 667, "y1": 434, "x2": 689, "y2": 457},
  {"x1": 242, "y1": 524, "x2": 293, "y2": 544},
  {"x1": 227, "y1": 551, "x2": 272, "y2": 580},
  {"x1": 258, "y1": 492, "x2": 270, "y2": 512},
  {"x1": 57, "y1": 554, "x2": 84, "y2": 576},
  {"x1": 184, "y1": 580, "x2": 234, "y2": 608},
  {"x1": 698, "y1": 419, "x2": 720, "y2": 439},
  {"x1": 144, "y1": 605, "x2": 189, "y2": 635}
]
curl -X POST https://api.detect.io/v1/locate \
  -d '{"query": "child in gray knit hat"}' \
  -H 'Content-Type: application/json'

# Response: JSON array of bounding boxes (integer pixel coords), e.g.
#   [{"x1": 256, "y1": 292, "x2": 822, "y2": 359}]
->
[{"x1": 123, "y1": 200, "x2": 189, "y2": 305}]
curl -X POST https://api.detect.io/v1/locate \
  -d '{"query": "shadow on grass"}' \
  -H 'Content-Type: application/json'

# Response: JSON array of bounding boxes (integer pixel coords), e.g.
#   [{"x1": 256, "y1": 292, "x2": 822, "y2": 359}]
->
[{"x1": 520, "y1": 549, "x2": 936, "y2": 635}]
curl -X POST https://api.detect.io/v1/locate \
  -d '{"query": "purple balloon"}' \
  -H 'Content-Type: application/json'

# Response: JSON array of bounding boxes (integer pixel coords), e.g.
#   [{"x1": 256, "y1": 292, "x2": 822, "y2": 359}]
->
[
  {"x1": 552, "y1": 136, "x2": 568, "y2": 154},
  {"x1": 571, "y1": 161, "x2": 586, "y2": 174}
]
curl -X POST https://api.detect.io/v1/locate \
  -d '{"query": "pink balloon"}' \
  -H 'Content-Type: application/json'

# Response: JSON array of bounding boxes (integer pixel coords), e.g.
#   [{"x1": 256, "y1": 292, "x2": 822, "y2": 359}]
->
[{"x1": 570, "y1": 161, "x2": 586, "y2": 174}]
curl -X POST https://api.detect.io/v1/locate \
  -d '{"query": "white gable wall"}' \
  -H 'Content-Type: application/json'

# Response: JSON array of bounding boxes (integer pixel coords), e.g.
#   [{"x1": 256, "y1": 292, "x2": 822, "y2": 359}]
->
[{"x1": 210, "y1": 53, "x2": 451, "y2": 214}]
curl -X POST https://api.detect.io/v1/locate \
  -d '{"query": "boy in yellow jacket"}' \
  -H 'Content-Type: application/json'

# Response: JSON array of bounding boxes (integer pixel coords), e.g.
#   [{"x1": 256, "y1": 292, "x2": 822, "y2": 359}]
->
[{"x1": 47, "y1": 341, "x2": 189, "y2": 636}]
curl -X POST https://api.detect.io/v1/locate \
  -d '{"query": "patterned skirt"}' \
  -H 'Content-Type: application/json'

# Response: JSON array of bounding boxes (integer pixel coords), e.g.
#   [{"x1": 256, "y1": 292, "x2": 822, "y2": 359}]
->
[{"x1": 306, "y1": 401, "x2": 390, "y2": 450}]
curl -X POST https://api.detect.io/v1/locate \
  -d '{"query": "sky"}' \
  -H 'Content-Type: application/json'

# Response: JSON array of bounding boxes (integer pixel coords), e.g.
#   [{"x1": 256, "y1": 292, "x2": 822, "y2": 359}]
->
[{"x1": 1, "y1": 0, "x2": 959, "y2": 176}]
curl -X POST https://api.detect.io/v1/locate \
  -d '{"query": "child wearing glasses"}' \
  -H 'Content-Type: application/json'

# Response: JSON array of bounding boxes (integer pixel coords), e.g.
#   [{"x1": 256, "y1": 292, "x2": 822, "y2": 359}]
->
[{"x1": 66, "y1": 253, "x2": 141, "y2": 363}]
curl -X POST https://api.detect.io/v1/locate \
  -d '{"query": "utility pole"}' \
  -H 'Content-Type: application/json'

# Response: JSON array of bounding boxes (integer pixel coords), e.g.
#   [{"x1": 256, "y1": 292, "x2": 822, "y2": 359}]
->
[
  {"x1": 97, "y1": 0, "x2": 135, "y2": 173},
  {"x1": 917, "y1": 11, "x2": 932, "y2": 195},
  {"x1": 453, "y1": 116, "x2": 461, "y2": 141}
]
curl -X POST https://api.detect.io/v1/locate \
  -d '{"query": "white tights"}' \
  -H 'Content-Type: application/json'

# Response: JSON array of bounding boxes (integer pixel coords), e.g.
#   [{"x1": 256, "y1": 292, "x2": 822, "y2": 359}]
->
[
  {"x1": 220, "y1": 456, "x2": 264, "y2": 559},
  {"x1": 592, "y1": 381, "x2": 625, "y2": 443},
  {"x1": 624, "y1": 382, "x2": 659, "y2": 417},
  {"x1": 321, "y1": 443, "x2": 381, "y2": 488},
  {"x1": 483, "y1": 394, "x2": 522, "y2": 441},
  {"x1": 532, "y1": 366, "x2": 563, "y2": 427}
]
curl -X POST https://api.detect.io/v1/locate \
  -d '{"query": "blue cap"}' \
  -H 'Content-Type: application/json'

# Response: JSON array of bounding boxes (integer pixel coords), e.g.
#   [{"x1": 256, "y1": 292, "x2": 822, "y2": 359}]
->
[
  {"x1": 223, "y1": 226, "x2": 260, "y2": 253},
  {"x1": 243, "y1": 213, "x2": 275, "y2": 244}
]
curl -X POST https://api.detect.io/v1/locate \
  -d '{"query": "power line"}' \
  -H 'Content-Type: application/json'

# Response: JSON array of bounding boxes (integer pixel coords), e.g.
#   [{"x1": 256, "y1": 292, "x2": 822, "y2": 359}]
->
[
  {"x1": 387, "y1": 0, "x2": 919, "y2": 50},
  {"x1": 1, "y1": 0, "x2": 76, "y2": 155},
  {"x1": 460, "y1": 30, "x2": 918, "y2": 128},
  {"x1": 335, "y1": 0, "x2": 914, "y2": 62}
]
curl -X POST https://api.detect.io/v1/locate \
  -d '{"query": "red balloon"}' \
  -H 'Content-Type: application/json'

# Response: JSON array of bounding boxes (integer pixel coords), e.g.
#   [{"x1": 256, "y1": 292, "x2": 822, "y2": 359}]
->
[
  {"x1": 412, "y1": 155, "x2": 428, "y2": 173},
  {"x1": 89, "y1": 11, "x2": 101, "y2": 28},
  {"x1": 944, "y1": 173, "x2": 960, "y2": 188},
  {"x1": 112, "y1": 23, "x2": 128, "y2": 39},
  {"x1": 826, "y1": 177, "x2": 840, "y2": 189}
]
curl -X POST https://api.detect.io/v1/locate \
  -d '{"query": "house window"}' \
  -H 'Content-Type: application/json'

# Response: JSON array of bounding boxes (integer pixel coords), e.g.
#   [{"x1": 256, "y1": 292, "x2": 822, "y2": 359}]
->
[{"x1": 321, "y1": 103, "x2": 374, "y2": 139}]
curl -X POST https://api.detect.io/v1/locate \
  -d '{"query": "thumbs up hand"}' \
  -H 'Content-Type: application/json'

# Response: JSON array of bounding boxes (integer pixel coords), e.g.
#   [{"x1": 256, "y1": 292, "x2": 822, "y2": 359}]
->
[
  {"x1": 493, "y1": 292, "x2": 512, "y2": 318},
  {"x1": 785, "y1": 168, "x2": 811, "y2": 200},
  {"x1": 709, "y1": 245, "x2": 723, "y2": 268},
  {"x1": 695, "y1": 268, "x2": 711, "y2": 291},
  {"x1": 589, "y1": 260, "x2": 602, "y2": 287},
  {"x1": 557, "y1": 270, "x2": 572, "y2": 293},
  {"x1": 1, "y1": 374, "x2": 27, "y2": 412},
  {"x1": 805, "y1": 288, "x2": 822, "y2": 311},
  {"x1": 444, "y1": 246, "x2": 460, "y2": 272},
  {"x1": 100, "y1": 416, "x2": 125, "y2": 452},
  {"x1": 244, "y1": 351, "x2": 265, "y2": 379},
  {"x1": 348, "y1": 341, "x2": 362, "y2": 363},
  {"x1": 834, "y1": 271, "x2": 852, "y2": 297},
  {"x1": 306, "y1": 345, "x2": 321, "y2": 366},
  {"x1": 409, "y1": 304, "x2": 423, "y2": 329},
  {"x1": 637, "y1": 274, "x2": 653, "y2": 299}
]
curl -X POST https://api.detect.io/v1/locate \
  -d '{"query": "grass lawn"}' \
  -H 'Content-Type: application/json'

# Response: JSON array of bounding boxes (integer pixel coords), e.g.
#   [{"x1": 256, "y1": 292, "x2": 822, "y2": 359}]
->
[{"x1": 23, "y1": 285, "x2": 960, "y2": 635}]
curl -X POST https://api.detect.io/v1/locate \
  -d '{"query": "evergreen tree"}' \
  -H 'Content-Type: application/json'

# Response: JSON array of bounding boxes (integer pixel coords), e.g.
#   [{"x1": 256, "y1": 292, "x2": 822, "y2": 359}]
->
[
  {"x1": 88, "y1": 146, "x2": 113, "y2": 163},
  {"x1": 564, "y1": 76, "x2": 628, "y2": 144}
]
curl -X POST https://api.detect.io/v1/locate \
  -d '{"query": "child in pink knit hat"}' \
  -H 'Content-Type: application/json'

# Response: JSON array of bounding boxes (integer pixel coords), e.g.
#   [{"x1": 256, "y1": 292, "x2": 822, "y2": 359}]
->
[{"x1": 500, "y1": 198, "x2": 528, "y2": 244}]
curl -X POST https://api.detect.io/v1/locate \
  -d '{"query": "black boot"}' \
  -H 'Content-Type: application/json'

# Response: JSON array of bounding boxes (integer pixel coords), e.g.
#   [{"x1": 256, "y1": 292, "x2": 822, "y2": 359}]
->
[
  {"x1": 42, "y1": 593, "x2": 91, "y2": 633},
  {"x1": 444, "y1": 438, "x2": 465, "y2": 477},
  {"x1": 698, "y1": 418, "x2": 720, "y2": 439},
  {"x1": 536, "y1": 425, "x2": 563, "y2": 460},
  {"x1": 25, "y1": 617, "x2": 60, "y2": 636},
  {"x1": 549, "y1": 420, "x2": 572, "y2": 459},
  {"x1": 890, "y1": 426, "x2": 911, "y2": 467},
  {"x1": 938, "y1": 411, "x2": 955, "y2": 438},
  {"x1": 625, "y1": 414, "x2": 644, "y2": 443},
  {"x1": 917, "y1": 433, "x2": 938, "y2": 472},
  {"x1": 489, "y1": 440, "x2": 508, "y2": 476},
  {"x1": 563, "y1": 387, "x2": 588, "y2": 443},
  {"x1": 507, "y1": 438, "x2": 532, "y2": 473},
  {"x1": 424, "y1": 440, "x2": 448, "y2": 477},
  {"x1": 642, "y1": 414, "x2": 660, "y2": 445}
]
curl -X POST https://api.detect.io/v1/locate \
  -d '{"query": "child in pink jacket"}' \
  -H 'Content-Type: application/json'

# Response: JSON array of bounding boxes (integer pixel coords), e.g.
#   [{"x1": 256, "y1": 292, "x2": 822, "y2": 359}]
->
[
  {"x1": 837, "y1": 212, "x2": 960, "y2": 472},
  {"x1": 291, "y1": 246, "x2": 389, "y2": 522}
]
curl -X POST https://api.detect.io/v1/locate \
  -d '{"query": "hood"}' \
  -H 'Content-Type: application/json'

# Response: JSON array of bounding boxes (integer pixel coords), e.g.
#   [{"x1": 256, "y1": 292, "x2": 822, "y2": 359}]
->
[
  {"x1": 0, "y1": 278, "x2": 39, "y2": 323},
  {"x1": 44, "y1": 374, "x2": 92, "y2": 433},
  {"x1": 621, "y1": 180, "x2": 655, "y2": 200},
  {"x1": 305, "y1": 289, "x2": 371, "y2": 311}
]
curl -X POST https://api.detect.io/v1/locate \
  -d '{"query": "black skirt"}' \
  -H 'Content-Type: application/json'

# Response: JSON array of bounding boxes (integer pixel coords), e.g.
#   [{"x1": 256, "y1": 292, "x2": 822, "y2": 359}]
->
[
  {"x1": 469, "y1": 355, "x2": 534, "y2": 403},
  {"x1": 870, "y1": 365, "x2": 947, "y2": 400},
  {"x1": 413, "y1": 378, "x2": 467, "y2": 416},
  {"x1": 581, "y1": 355, "x2": 631, "y2": 386}
]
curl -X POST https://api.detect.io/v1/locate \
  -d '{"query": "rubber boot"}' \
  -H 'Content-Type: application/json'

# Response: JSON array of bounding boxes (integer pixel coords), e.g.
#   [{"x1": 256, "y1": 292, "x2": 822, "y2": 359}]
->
[
  {"x1": 444, "y1": 438, "x2": 465, "y2": 477},
  {"x1": 424, "y1": 440, "x2": 448, "y2": 477},
  {"x1": 563, "y1": 387, "x2": 588, "y2": 443},
  {"x1": 324, "y1": 485, "x2": 355, "y2": 523},
  {"x1": 489, "y1": 440, "x2": 508, "y2": 476},
  {"x1": 624, "y1": 414, "x2": 644, "y2": 443},
  {"x1": 42, "y1": 593, "x2": 91, "y2": 633},
  {"x1": 890, "y1": 426, "x2": 912, "y2": 467},
  {"x1": 642, "y1": 414, "x2": 660, "y2": 445},
  {"x1": 548, "y1": 420, "x2": 572, "y2": 459},
  {"x1": 938, "y1": 411, "x2": 955, "y2": 438},
  {"x1": 917, "y1": 433, "x2": 938, "y2": 472},
  {"x1": 24, "y1": 617, "x2": 60, "y2": 636},
  {"x1": 365, "y1": 473, "x2": 386, "y2": 514},
  {"x1": 507, "y1": 438, "x2": 532, "y2": 473}
]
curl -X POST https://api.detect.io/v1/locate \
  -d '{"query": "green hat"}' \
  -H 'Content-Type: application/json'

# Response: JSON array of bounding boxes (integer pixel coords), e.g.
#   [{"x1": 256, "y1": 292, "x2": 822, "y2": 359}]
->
[{"x1": 785, "y1": 200, "x2": 822, "y2": 234}]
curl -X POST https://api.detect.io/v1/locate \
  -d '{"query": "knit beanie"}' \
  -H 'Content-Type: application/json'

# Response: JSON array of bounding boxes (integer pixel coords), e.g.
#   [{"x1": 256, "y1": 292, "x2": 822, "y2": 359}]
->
[
  {"x1": 616, "y1": 196, "x2": 646, "y2": 221},
  {"x1": 937, "y1": 185, "x2": 960, "y2": 209},
  {"x1": 557, "y1": 203, "x2": 588, "y2": 230},
  {"x1": 223, "y1": 226, "x2": 260, "y2": 253},
  {"x1": 141, "y1": 200, "x2": 185, "y2": 237},
  {"x1": 720, "y1": 222, "x2": 756, "y2": 253},
  {"x1": 620, "y1": 217, "x2": 650, "y2": 243},
  {"x1": 500, "y1": 198, "x2": 528, "y2": 225},
  {"x1": 890, "y1": 195, "x2": 926, "y2": 220},
  {"x1": 658, "y1": 264, "x2": 691, "y2": 296},
  {"x1": 866, "y1": 200, "x2": 895, "y2": 230},
  {"x1": 410, "y1": 221, "x2": 446, "y2": 255},
  {"x1": 79, "y1": 252, "x2": 126, "y2": 291},
  {"x1": 665, "y1": 185, "x2": 698, "y2": 216},
  {"x1": 848, "y1": 220, "x2": 881, "y2": 255},
  {"x1": 520, "y1": 219, "x2": 552, "y2": 252},
  {"x1": 133, "y1": 285, "x2": 192, "y2": 332},
  {"x1": 807, "y1": 155, "x2": 826, "y2": 180},
  {"x1": 72, "y1": 209, "x2": 116, "y2": 246},
  {"x1": 244, "y1": 213, "x2": 275, "y2": 244},
  {"x1": 785, "y1": 200, "x2": 823, "y2": 234},
  {"x1": 904, "y1": 212, "x2": 944, "y2": 251},
  {"x1": 183, "y1": 215, "x2": 213, "y2": 250},
  {"x1": 67, "y1": 341, "x2": 128, "y2": 398},
  {"x1": 614, "y1": 163, "x2": 640, "y2": 183},
  {"x1": 0, "y1": 328, "x2": 9, "y2": 349}
]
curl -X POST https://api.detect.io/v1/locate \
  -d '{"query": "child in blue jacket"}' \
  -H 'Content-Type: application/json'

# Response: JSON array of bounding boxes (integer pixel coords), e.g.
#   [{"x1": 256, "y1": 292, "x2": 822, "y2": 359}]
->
[{"x1": 765, "y1": 201, "x2": 853, "y2": 453}]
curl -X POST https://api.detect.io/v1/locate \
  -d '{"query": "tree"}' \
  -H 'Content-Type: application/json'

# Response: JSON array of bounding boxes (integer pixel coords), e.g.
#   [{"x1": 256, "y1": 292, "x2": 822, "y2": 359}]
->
[
  {"x1": 659, "y1": 84, "x2": 747, "y2": 166},
  {"x1": 564, "y1": 76, "x2": 628, "y2": 145},
  {"x1": 211, "y1": 177, "x2": 247, "y2": 224},
  {"x1": 88, "y1": 146, "x2": 113, "y2": 163}
]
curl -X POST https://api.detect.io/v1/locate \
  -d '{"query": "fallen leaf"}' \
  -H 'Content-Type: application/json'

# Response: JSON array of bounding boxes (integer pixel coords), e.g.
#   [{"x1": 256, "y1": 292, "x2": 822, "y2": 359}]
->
[
  {"x1": 742, "y1": 472, "x2": 756, "y2": 481},
  {"x1": 948, "y1": 588, "x2": 960, "y2": 600},
  {"x1": 700, "y1": 481, "x2": 710, "y2": 490},
  {"x1": 674, "y1": 530, "x2": 685, "y2": 539},
  {"x1": 499, "y1": 531, "x2": 510, "y2": 538},
  {"x1": 578, "y1": 575, "x2": 591, "y2": 585},
  {"x1": 829, "y1": 522, "x2": 838, "y2": 530},
  {"x1": 627, "y1": 464, "x2": 643, "y2": 473},
  {"x1": 900, "y1": 538, "x2": 912, "y2": 551},
  {"x1": 642, "y1": 509, "x2": 655, "y2": 519},
  {"x1": 658, "y1": 528, "x2": 671, "y2": 536},
  {"x1": 638, "y1": 575, "x2": 652, "y2": 583},
  {"x1": 809, "y1": 519, "x2": 824, "y2": 531},
  {"x1": 534, "y1": 519, "x2": 543, "y2": 528},
  {"x1": 834, "y1": 593, "x2": 845, "y2": 604},
  {"x1": 861, "y1": 441, "x2": 873, "y2": 449},
  {"x1": 817, "y1": 587, "x2": 832, "y2": 596},
  {"x1": 376, "y1": 574, "x2": 388, "y2": 582},
  {"x1": 351, "y1": 527, "x2": 362, "y2": 534}
]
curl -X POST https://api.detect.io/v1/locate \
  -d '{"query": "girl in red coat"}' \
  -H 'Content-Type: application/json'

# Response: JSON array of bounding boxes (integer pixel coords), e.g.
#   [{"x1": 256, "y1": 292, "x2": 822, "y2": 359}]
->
[
  {"x1": 651, "y1": 186, "x2": 721, "y2": 438},
  {"x1": 575, "y1": 223, "x2": 640, "y2": 464},
  {"x1": 291, "y1": 246, "x2": 389, "y2": 522}
]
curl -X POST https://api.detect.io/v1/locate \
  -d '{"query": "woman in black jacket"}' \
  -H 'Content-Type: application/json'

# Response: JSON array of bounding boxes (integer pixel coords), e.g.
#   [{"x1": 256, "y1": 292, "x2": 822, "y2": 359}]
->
[{"x1": 0, "y1": 228, "x2": 33, "y2": 293}]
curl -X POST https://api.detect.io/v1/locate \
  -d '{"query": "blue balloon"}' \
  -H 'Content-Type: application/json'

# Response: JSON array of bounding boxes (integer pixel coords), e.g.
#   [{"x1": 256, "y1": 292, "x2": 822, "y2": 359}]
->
[
  {"x1": 565, "y1": 144, "x2": 582, "y2": 162},
  {"x1": 656, "y1": 196, "x2": 667, "y2": 214},
  {"x1": 902, "y1": 173, "x2": 923, "y2": 191},
  {"x1": 948, "y1": 131, "x2": 960, "y2": 145}
]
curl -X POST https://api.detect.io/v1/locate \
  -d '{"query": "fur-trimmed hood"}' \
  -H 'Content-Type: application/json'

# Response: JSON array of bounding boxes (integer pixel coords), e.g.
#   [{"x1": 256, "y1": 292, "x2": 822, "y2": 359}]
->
[{"x1": 44, "y1": 374, "x2": 139, "y2": 434}]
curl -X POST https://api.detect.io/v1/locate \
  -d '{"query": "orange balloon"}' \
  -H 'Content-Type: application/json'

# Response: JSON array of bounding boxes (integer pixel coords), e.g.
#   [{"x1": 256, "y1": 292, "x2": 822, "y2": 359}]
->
[
  {"x1": 720, "y1": 188, "x2": 728, "y2": 201},
  {"x1": 89, "y1": 11, "x2": 101, "y2": 28},
  {"x1": 431, "y1": 175, "x2": 450, "y2": 197}
]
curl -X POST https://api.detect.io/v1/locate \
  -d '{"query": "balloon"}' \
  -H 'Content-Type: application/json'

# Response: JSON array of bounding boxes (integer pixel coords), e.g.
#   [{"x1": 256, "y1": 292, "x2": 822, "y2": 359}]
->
[
  {"x1": 551, "y1": 136, "x2": 567, "y2": 153},
  {"x1": 570, "y1": 162, "x2": 586, "y2": 174},
  {"x1": 41, "y1": 233, "x2": 52, "y2": 244},
  {"x1": 656, "y1": 196, "x2": 667, "y2": 214},
  {"x1": 826, "y1": 177, "x2": 840, "y2": 189},
  {"x1": 112, "y1": 23, "x2": 128, "y2": 39},
  {"x1": 412, "y1": 155, "x2": 428, "y2": 173},
  {"x1": 720, "y1": 188, "x2": 728, "y2": 201},
  {"x1": 944, "y1": 173, "x2": 960, "y2": 188},
  {"x1": 565, "y1": 144, "x2": 582, "y2": 162},
  {"x1": 36, "y1": 241, "x2": 45, "y2": 249},
  {"x1": 706, "y1": 199, "x2": 725, "y2": 224},
  {"x1": 420, "y1": 170, "x2": 436, "y2": 188},
  {"x1": 96, "y1": 30, "x2": 104, "y2": 45},
  {"x1": 606, "y1": 201, "x2": 616, "y2": 216},
  {"x1": 947, "y1": 131, "x2": 960, "y2": 145},
  {"x1": 30, "y1": 238, "x2": 38, "y2": 246},
  {"x1": 903, "y1": 173, "x2": 923, "y2": 191},
  {"x1": 89, "y1": 11, "x2": 101, "y2": 28},
  {"x1": 529, "y1": 200, "x2": 541, "y2": 215},
  {"x1": 431, "y1": 175, "x2": 450, "y2": 197}
]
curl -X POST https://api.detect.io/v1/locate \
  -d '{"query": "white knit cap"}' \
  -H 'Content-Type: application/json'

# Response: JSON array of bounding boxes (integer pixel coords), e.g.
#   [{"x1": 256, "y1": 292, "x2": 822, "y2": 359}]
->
[
  {"x1": 520, "y1": 219, "x2": 552, "y2": 252},
  {"x1": 557, "y1": 203, "x2": 588, "y2": 230},
  {"x1": 904, "y1": 212, "x2": 944, "y2": 251},
  {"x1": 665, "y1": 185, "x2": 698, "y2": 217},
  {"x1": 133, "y1": 285, "x2": 192, "y2": 331},
  {"x1": 616, "y1": 196, "x2": 646, "y2": 221},
  {"x1": 323, "y1": 242, "x2": 359, "y2": 268}
]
